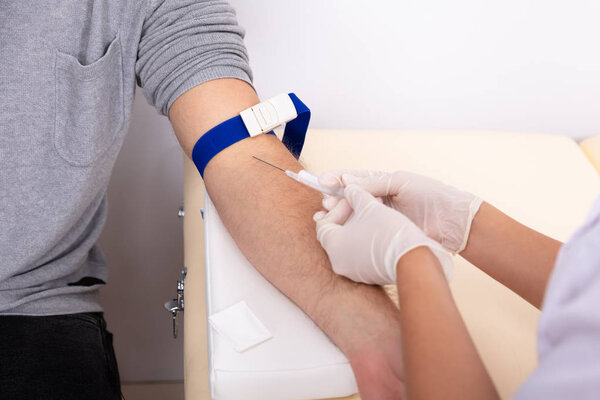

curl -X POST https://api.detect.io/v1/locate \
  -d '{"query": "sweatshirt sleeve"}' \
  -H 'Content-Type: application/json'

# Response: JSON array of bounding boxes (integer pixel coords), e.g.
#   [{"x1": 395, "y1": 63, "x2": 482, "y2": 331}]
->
[{"x1": 136, "y1": 0, "x2": 253, "y2": 116}]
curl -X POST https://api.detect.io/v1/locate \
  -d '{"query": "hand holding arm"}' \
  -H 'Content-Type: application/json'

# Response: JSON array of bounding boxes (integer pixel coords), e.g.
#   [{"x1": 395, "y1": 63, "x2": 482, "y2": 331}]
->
[
  {"x1": 320, "y1": 170, "x2": 482, "y2": 253},
  {"x1": 314, "y1": 184, "x2": 452, "y2": 285},
  {"x1": 315, "y1": 183, "x2": 498, "y2": 399},
  {"x1": 320, "y1": 170, "x2": 562, "y2": 308}
]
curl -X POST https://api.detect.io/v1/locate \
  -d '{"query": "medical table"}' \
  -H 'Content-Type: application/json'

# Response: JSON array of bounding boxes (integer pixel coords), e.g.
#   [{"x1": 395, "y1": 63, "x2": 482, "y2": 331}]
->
[{"x1": 182, "y1": 130, "x2": 600, "y2": 400}]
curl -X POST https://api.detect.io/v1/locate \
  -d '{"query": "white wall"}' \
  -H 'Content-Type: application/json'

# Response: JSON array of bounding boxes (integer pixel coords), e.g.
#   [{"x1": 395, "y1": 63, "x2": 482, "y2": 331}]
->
[
  {"x1": 236, "y1": 0, "x2": 600, "y2": 140},
  {"x1": 99, "y1": 0, "x2": 600, "y2": 383}
]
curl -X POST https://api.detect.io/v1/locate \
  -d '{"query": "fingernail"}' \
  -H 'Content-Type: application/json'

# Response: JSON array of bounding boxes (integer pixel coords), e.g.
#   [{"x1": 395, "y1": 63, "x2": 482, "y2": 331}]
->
[
  {"x1": 322, "y1": 196, "x2": 335, "y2": 210},
  {"x1": 320, "y1": 174, "x2": 340, "y2": 186},
  {"x1": 341, "y1": 174, "x2": 358, "y2": 184},
  {"x1": 313, "y1": 211, "x2": 326, "y2": 221}
]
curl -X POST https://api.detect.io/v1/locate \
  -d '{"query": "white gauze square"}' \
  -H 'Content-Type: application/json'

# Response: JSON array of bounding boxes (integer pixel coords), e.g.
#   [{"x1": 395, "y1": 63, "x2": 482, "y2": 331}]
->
[{"x1": 209, "y1": 301, "x2": 273, "y2": 352}]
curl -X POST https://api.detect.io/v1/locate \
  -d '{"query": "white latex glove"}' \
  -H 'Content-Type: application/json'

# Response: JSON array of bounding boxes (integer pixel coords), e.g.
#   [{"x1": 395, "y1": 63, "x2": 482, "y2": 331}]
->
[
  {"x1": 314, "y1": 184, "x2": 453, "y2": 285},
  {"x1": 319, "y1": 170, "x2": 483, "y2": 254}
]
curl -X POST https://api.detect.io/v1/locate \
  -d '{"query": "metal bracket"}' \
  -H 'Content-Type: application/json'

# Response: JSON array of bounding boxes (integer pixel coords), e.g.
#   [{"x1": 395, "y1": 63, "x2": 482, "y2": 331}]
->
[{"x1": 164, "y1": 267, "x2": 186, "y2": 338}]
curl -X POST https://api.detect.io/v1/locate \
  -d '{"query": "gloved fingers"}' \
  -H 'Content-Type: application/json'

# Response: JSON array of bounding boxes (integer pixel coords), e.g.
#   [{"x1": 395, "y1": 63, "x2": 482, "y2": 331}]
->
[
  {"x1": 344, "y1": 184, "x2": 378, "y2": 212},
  {"x1": 315, "y1": 199, "x2": 352, "y2": 243},
  {"x1": 323, "y1": 198, "x2": 353, "y2": 225},
  {"x1": 313, "y1": 210, "x2": 327, "y2": 221},
  {"x1": 319, "y1": 169, "x2": 384, "y2": 188},
  {"x1": 318, "y1": 170, "x2": 352, "y2": 188},
  {"x1": 315, "y1": 198, "x2": 352, "y2": 232},
  {"x1": 316, "y1": 221, "x2": 338, "y2": 244},
  {"x1": 322, "y1": 195, "x2": 340, "y2": 211},
  {"x1": 341, "y1": 172, "x2": 403, "y2": 198}
]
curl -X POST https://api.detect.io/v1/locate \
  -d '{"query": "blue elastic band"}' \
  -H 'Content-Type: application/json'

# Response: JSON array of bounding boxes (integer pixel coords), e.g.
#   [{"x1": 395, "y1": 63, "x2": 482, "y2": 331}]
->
[{"x1": 191, "y1": 93, "x2": 310, "y2": 178}]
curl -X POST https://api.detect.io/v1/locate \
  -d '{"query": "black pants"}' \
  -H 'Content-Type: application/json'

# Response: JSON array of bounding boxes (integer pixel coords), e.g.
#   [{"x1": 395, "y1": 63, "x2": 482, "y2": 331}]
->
[{"x1": 0, "y1": 312, "x2": 122, "y2": 400}]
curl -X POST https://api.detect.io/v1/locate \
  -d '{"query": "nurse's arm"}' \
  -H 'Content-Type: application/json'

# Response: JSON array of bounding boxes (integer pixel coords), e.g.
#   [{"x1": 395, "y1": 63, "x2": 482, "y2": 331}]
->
[
  {"x1": 461, "y1": 202, "x2": 562, "y2": 309},
  {"x1": 396, "y1": 247, "x2": 500, "y2": 400}
]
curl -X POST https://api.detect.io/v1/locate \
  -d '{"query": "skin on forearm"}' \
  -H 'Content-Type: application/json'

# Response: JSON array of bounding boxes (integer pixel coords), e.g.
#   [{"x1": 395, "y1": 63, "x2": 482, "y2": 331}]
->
[
  {"x1": 396, "y1": 247, "x2": 500, "y2": 400},
  {"x1": 205, "y1": 134, "x2": 337, "y2": 317},
  {"x1": 461, "y1": 202, "x2": 562, "y2": 308},
  {"x1": 169, "y1": 79, "x2": 402, "y2": 360}
]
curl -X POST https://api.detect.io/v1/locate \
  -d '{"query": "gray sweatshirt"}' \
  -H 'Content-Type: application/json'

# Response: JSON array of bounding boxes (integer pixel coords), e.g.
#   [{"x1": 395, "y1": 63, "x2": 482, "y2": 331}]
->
[{"x1": 0, "y1": 0, "x2": 252, "y2": 315}]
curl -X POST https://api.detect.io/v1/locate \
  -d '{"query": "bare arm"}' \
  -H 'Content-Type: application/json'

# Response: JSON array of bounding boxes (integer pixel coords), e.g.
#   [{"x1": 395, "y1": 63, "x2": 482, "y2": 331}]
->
[
  {"x1": 169, "y1": 78, "x2": 339, "y2": 325},
  {"x1": 169, "y1": 79, "x2": 406, "y2": 398},
  {"x1": 461, "y1": 202, "x2": 562, "y2": 308},
  {"x1": 397, "y1": 247, "x2": 500, "y2": 400}
]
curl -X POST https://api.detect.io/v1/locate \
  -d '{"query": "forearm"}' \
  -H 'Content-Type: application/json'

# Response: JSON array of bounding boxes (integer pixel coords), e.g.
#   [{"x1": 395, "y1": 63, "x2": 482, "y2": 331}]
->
[
  {"x1": 171, "y1": 81, "x2": 331, "y2": 317},
  {"x1": 461, "y1": 202, "x2": 562, "y2": 308},
  {"x1": 205, "y1": 134, "x2": 337, "y2": 317},
  {"x1": 169, "y1": 80, "x2": 400, "y2": 356},
  {"x1": 396, "y1": 247, "x2": 499, "y2": 400},
  {"x1": 202, "y1": 131, "x2": 406, "y2": 357}
]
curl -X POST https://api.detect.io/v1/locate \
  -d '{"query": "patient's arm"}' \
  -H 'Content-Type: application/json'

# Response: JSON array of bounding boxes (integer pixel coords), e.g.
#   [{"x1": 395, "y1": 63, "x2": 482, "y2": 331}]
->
[
  {"x1": 169, "y1": 78, "x2": 406, "y2": 399},
  {"x1": 461, "y1": 202, "x2": 562, "y2": 309}
]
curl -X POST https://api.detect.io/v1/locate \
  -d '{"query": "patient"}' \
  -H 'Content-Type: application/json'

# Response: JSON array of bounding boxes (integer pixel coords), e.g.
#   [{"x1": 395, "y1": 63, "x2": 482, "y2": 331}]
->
[
  {"x1": 170, "y1": 79, "x2": 406, "y2": 400},
  {"x1": 0, "y1": 1, "x2": 403, "y2": 398}
]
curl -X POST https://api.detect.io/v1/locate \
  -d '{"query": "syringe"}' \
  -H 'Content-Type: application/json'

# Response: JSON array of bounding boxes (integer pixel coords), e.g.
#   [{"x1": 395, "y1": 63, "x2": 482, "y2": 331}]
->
[{"x1": 252, "y1": 156, "x2": 344, "y2": 197}]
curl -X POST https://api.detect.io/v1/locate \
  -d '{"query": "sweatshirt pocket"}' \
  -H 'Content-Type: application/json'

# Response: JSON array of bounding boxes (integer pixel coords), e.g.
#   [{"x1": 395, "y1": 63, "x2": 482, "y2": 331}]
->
[{"x1": 54, "y1": 36, "x2": 124, "y2": 166}]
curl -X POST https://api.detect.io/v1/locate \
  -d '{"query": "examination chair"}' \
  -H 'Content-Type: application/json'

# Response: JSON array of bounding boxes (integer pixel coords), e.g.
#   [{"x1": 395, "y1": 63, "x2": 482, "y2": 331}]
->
[{"x1": 182, "y1": 130, "x2": 600, "y2": 400}]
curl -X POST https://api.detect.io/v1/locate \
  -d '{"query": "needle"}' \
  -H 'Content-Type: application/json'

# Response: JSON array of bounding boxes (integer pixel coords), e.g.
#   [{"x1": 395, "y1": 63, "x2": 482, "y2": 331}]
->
[
  {"x1": 251, "y1": 155, "x2": 345, "y2": 198},
  {"x1": 252, "y1": 156, "x2": 285, "y2": 172}
]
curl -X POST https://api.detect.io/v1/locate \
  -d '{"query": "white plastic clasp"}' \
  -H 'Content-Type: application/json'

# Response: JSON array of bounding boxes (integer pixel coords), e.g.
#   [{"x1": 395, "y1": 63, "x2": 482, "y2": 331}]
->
[{"x1": 240, "y1": 93, "x2": 298, "y2": 137}]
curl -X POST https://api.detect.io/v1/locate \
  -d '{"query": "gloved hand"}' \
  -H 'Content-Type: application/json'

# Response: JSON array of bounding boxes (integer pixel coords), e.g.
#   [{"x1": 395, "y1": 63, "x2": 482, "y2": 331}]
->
[
  {"x1": 319, "y1": 170, "x2": 483, "y2": 254},
  {"x1": 314, "y1": 184, "x2": 453, "y2": 285}
]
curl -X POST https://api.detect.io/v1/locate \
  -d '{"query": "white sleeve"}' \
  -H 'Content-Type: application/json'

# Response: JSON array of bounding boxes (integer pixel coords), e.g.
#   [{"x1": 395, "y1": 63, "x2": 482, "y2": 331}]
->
[{"x1": 513, "y1": 197, "x2": 600, "y2": 400}]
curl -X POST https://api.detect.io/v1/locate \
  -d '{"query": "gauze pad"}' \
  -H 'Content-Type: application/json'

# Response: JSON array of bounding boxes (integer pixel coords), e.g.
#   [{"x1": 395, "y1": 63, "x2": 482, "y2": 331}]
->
[{"x1": 209, "y1": 301, "x2": 273, "y2": 352}]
